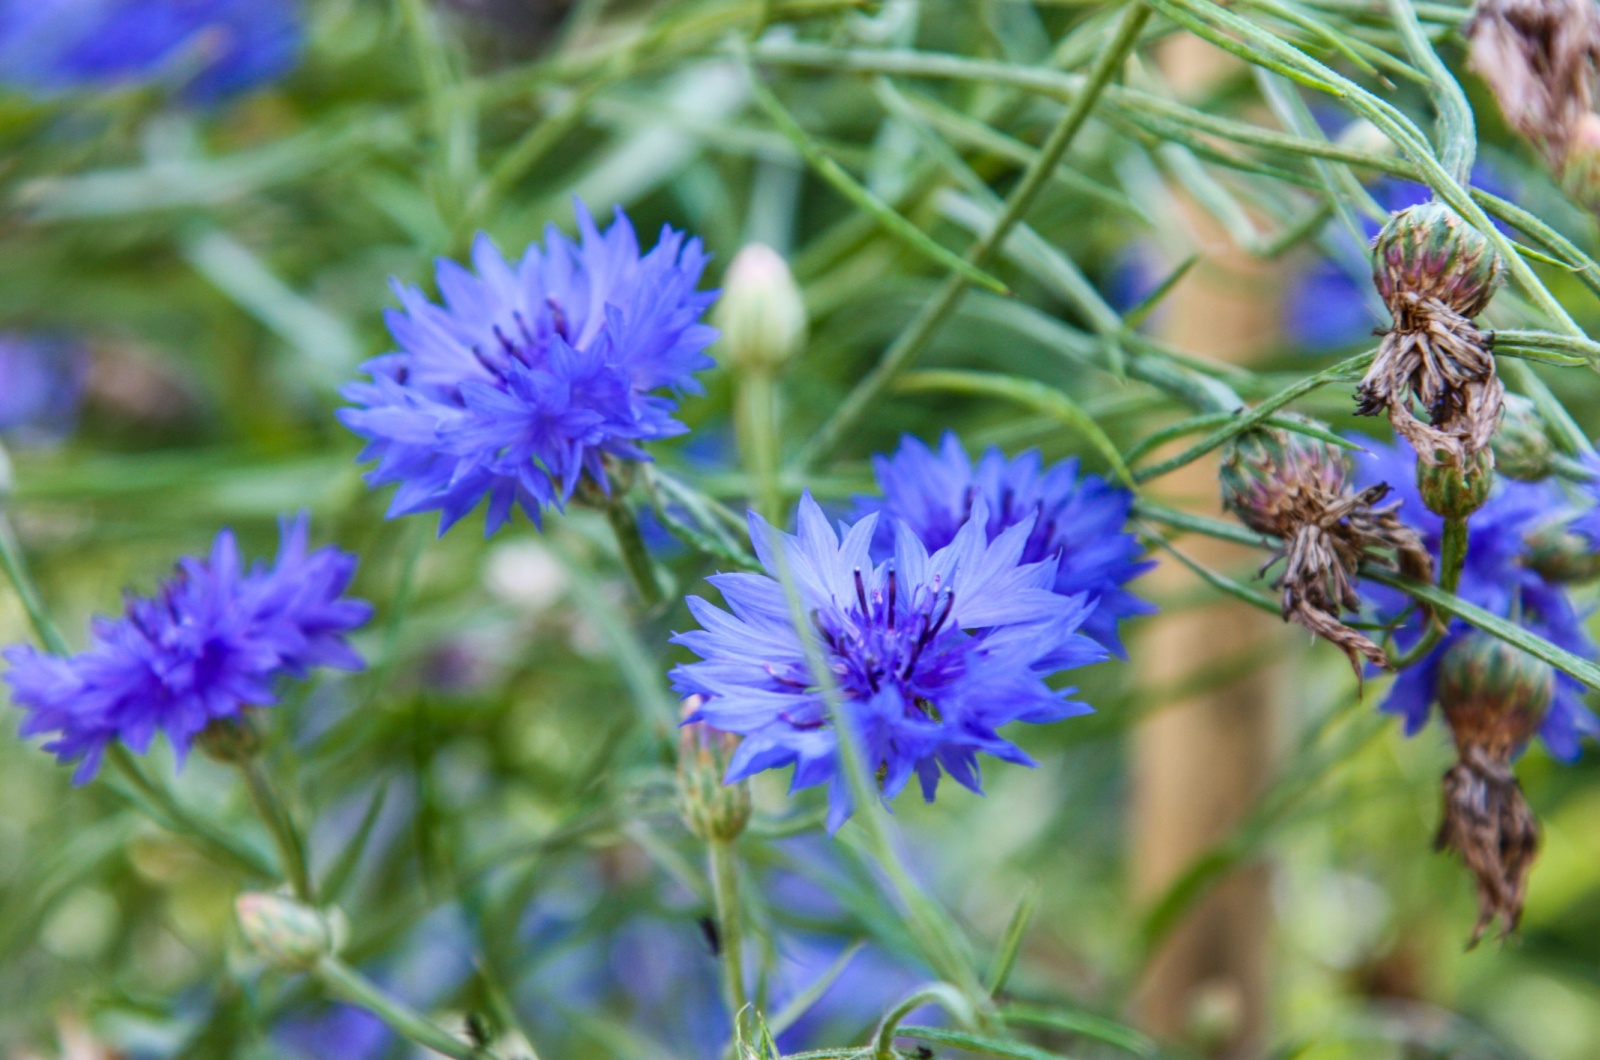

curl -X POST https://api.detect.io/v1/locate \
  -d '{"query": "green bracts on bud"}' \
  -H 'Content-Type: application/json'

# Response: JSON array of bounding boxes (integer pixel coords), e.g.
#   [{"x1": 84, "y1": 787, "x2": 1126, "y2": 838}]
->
[
  {"x1": 715, "y1": 244, "x2": 807, "y2": 373},
  {"x1": 235, "y1": 892, "x2": 345, "y2": 970},
  {"x1": 677, "y1": 699, "x2": 752, "y2": 842},
  {"x1": 1492, "y1": 395, "x2": 1554, "y2": 481},
  {"x1": 1438, "y1": 631, "x2": 1555, "y2": 756},
  {"x1": 1560, "y1": 113, "x2": 1600, "y2": 211},
  {"x1": 1417, "y1": 448, "x2": 1494, "y2": 518},
  {"x1": 197, "y1": 714, "x2": 262, "y2": 763},
  {"x1": 1372, "y1": 203, "x2": 1503, "y2": 317}
]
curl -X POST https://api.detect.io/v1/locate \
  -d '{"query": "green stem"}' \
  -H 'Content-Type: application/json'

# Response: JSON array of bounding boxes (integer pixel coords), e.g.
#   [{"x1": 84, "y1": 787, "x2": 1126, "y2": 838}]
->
[
  {"x1": 601, "y1": 497, "x2": 664, "y2": 608},
  {"x1": 735, "y1": 367, "x2": 785, "y2": 523},
  {"x1": 708, "y1": 837, "x2": 748, "y2": 1025},
  {"x1": 316, "y1": 956, "x2": 501, "y2": 1060},
  {"x1": 792, "y1": 1, "x2": 1153, "y2": 470},
  {"x1": 1385, "y1": 515, "x2": 1466, "y2": 669},
  {"x1": 240, "y1": 755, "x2": 315, "y2": 903},
  {"x1": 107, "y1": 747, "x2": 278, "y2": 879},
  {"x1": 0, "y1": 506, "x2": 68, "y2": 654}
]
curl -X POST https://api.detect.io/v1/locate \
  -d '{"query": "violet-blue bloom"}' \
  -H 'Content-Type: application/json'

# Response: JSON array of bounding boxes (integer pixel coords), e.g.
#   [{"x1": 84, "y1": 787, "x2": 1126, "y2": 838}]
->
[
  {"x1": 339, "y1": 203, "x2": 717, "y2": 537},
  {"x1": 670, "y1": 492, "x2": 1105, "y2": 831},
  {"x1": 3, "y1": 513, "x2": 371, "y2": 781},
  {"x1": 1352, "y1": 438, "x2": 1599, "y2": 761},
  {"x1": 0, "y1": 0, "x2": 301, "y2": 102},
  {"x1": 855, "y1": 433, "x2": 1153, "y2": 655},
  {"x1": 0, "y1": 333, "x2": 90, "y2": 445}
]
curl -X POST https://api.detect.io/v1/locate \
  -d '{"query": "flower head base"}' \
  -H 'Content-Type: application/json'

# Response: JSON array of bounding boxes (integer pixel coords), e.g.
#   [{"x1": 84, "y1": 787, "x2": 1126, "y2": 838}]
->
[
  {"x1": 677, "y1": 697, "x2": 751, "y2": 842},
  {"x1": 1220, "y1": 419, "x2": 1433, "y2": 673},
  {"x1": 1435, "y1": 631, "x2": 1553, "y2": 944},
  {"x1": 670, "y1": 493, "x2": 1105, "y2": 832},
  {"x1": 3, "y1": 514, "x2": 371, "y2": 781},
  {"x1": 339, "y1": 203, "x2": 717, "y2": 537},
  {"x1": 1417, "y1": 448, "x2": 1495, "y2": 518},
  {"x1": 1467, "y1": 0, "x2": 1600, "y2": 169},
  {"x1": 854, "y1": 433, "x2": 1153, "y2": 655},
  {"x1": 1356, "y1": 204, "x2": 1505, "y2": 465}
]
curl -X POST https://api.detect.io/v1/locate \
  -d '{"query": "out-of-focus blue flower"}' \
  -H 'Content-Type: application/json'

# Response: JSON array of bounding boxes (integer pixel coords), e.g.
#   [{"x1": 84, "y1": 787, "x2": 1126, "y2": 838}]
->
[
  {"x1": 1561, "y1": 452, "x2": 1600, "y2": 549},
  {"x1": 339, "y1": 203, "x2": 718, "y2": 537},
  {"x1": 0, "y1": 333, "x2": 89, "y2": 446},
  {"x1": 855, "y1": 433, "x2": 1153, "y2": 655},
  {"x1": 3, "y1": 513, "x2": 371, "y2": 781},
  {"x1": 1352, "y1": 437, "x2": 1599, "y2": 761},
  {"x1": 670, "y1": 492, "x2": 1105, "y2": 831},
  {"x1": 0, "y1": 0, "x2": 302, "y2": 103}
]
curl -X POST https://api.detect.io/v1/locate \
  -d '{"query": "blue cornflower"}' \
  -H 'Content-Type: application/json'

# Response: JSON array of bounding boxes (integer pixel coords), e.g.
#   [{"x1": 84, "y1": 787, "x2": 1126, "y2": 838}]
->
[
  {"x1": 854, "y1": 433, "x2": 1153, "y2": 655},
  {"x1": 0, "y1": 0, "x2": 301, "y2": 103},
  {"x1": 670, "y1": 493, "x2": 1105, "y2": 831},
  {"x1": 0, "y1": 333, "x2": 90, "y2": 445},
  {"x1": 339, "y1": 203, "x2": 717, "y2": 536},
  {"x1": 1352, "y1": 438, "x2": 1600, "y2": 761},
  {"x1": 3, "y1": 513, "x2": 371, "y2": 781}
]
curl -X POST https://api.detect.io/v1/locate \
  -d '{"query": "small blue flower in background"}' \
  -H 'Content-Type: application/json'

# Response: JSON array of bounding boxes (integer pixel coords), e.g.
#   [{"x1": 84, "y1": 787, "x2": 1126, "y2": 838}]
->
[
  {"x1": 856, "y1": 433, "x2": 1153, "y2": 655},
  {"x1": 671, "y1": 492, "x2": 1105, "y2": 831},
  {"x1": 1352, "y1": 437, "x2": 1600, "y2": 761},
  {"x1": 3, "y1": 513, "x2": 371, "y2": 781},
  {"x1": 340, "y1": 203, "x2": 718, "y2": 536},
  {"x1": 0, "y1": 333, "x2": 90, "y2": 446},
  {"x1": 0, "y1": 0, "x2": 302, "y2": 103}
]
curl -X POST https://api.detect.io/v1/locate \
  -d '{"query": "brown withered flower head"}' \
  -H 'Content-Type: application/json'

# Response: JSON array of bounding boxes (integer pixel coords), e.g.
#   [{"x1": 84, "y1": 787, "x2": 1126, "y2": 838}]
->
[
  {"x1": 1467, "y1": 0, "x2": 1600, "y2": 167},
  {"x1": 1220, "y1": 417, "x2": 1434, "y2": 675},
  {"x1": 1355, "y1": 204, "x2": 1506, "y2": 466},
  {"x1": 1433, "y1": 630, "x2": 1554, "y2": 945}
]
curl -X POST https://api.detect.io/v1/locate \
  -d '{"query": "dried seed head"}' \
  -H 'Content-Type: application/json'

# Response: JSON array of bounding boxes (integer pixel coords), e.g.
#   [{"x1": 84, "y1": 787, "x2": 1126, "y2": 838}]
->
[
  {"x1": 1559, "y1": 111, "x2": 1600, "y2": 209},
  {"x1": 1356, "y1": 205, "x2": 1505, "y2": 465},
  {"x1": 1438, "y1": 749, "x2": 1541, "y2": 946},
  {"x1": 1417, "y1": 448, "x2": 1496, "y2": 518},
  {"x1": 1438, "y1": 630, "x2": 1555, "y2": 757},
  {"x1": 1492, "y1": 394, "x2": 1555, "y2": 481},
  {"x1": 1467, "y1": 0, "x2": 1600, "y2": 166},
  {"x1": 1218, "y1": 419, "x2": 1349, "y2": 537},
  {"x1": 677, "y1": 697, "x2": 752, "y2": 842},
  {"x1": 1220, "y1": 419, "x2": 1434, "y2": 675}
]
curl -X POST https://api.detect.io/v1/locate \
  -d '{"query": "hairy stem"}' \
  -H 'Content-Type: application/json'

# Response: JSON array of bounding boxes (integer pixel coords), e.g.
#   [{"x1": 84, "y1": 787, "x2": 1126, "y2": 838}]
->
[
  {"x1": 602, "y1": 496, "x2": 664, "y2": 608},
  {"x1": 316, "y1": 956, "x2": 502, "y2": 1060},
  {"x1": 240, "y1": 755, "x2": 315, "y2": 903},
  {"x1": 708, "y1": 837, "x2": 749, "y2": 1025}
]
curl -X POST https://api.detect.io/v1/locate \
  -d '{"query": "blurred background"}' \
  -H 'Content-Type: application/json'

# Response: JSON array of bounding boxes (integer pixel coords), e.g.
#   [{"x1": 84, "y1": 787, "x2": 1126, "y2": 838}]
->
[{"x1": 2, "y1": 0, "x2": 1600, "y2": 1057}]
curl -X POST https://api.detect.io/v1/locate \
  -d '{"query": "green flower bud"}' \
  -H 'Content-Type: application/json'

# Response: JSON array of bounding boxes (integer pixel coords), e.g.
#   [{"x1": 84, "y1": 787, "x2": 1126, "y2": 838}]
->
[
  {"x1": 1437, "y1": 631, "x2": 1554, "y2": 756},
  {"x1": 1417, "y1": 448, "x2": 1494, "y2": 518},
  {"x1": 1372, "y1": 202, "x2": 1503, "y2": 316},
  {"x1": 677, "y1": 698, "x2": 751, "y2": 842},
  {"x1": 1560, "y1": 113, "x2": 1600, "y2": 212},
  {"x1": 1491, "y1": 394, "x2": 1553, "y2": 482},
  {"x1": 715, "y1": 244, "x2": 806, "y2": 373},
  {"x1": 1525, "y1": 519, "x2": 1600, "y2": 583},
  {"x1": 197, "y1": 713, "x2": 262, "y2": 763},
  {"x1": 235, "y1": 892, "x2": 344, "y2": 970},
  {"x1": 1219, "y1": 418, "x2": 1349, "y2": 537}
]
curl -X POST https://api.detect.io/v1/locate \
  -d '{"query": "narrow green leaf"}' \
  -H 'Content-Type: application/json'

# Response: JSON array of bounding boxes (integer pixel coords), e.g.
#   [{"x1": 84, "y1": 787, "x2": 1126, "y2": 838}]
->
[
  {"x1": 895, "y1": 370, "x2": 1134, "y2": 486},
  {"x1": 767, "y1": 941, "x2": 866, "y2": 1036},
  {"x1": 1003, "y1": 1004, "x2": 1159, "y2": 1057},
  {"x1": 984, "y1": 885, "x2": 1038, "y2": 996},
  {"x1": 321, "y1": 781, "x2": 391, "y2": 903},
  {"x1": 1122, "y1": 254, "x2": 1198, "y2": 331},
  {"x1": 893, "y1": 1025, "x2": 1066, "y2": 1060},
  {"x1": 740, "y1": 57, "x2": 1009, "y2": 295}
]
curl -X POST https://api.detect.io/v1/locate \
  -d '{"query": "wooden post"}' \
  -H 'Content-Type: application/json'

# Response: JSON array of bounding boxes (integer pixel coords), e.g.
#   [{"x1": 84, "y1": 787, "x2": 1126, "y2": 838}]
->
[{"x1": 1129, "y1": 35, "x2": 1287, "y2": 1059}]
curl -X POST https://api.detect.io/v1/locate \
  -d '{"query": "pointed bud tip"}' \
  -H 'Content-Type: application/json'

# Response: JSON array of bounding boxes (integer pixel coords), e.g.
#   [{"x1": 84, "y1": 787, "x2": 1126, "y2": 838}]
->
[{"x1": 715, "y1": 244, "x2": 807, "y2": 373}]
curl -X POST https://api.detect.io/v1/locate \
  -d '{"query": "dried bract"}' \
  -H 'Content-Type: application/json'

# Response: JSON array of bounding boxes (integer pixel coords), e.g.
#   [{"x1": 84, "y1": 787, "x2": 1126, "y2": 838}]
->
[
  {"x1": 1435, "y1": 630, "x2": 1555, "y2": 944},
  {"x1": 1220, "y1": 420, "x2": 1434, "y2": 675},
  {"x1": 1356, "y1": 204, "x2": 1505, "y2": 465},
  {"x1": 1467, "y1": 0, "x2": 1600, "y2": 166}
]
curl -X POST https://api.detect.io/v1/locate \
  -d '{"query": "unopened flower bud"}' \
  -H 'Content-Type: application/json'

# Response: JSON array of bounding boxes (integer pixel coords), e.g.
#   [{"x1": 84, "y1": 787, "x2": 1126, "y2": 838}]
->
[
  {"x1": 1219, "y1": 419, "x2": 1349, "y2": 537},
  {"x1": 1417, "y1": 448, "x2": 1494, "y2": 518},
  {"x1": 1491, "y1": 394, "x2": 1554, "y2": 481},
  {"x1": 677, "y1": 698, "x2": 751, "y2": 842},
  {"x1": 1437, "y1": 631, "x2": 1554, "y2": 757},
  {"x1": 235, "y1": 892, "x2": 344, "y2": 970},
  {"x1": 197, "y1": 713, "x2": 262, "y2": 763},
  {"x1": 1335, "y1": 119, "x2": 1395, "y2": 160},
  {"x1": 1560, "y1": 112, "x2": 1600, "y2": 210},
  {"x1": 1525, "y1": 519, "x2": 1600, "y2": 582},
  {"x1": 1373, "y1": 203, "x2": 1503, "y2": 317},
  {"x1": 715, "y1": 244, "x2": 807, "y2": 373}
]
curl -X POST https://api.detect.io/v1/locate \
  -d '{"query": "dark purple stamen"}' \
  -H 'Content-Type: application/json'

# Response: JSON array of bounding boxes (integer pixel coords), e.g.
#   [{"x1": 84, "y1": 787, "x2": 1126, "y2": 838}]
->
[
  {"x1": 854, "y1": 568, "x2": 869, "y2": 615},
  {"x1": 887, "y1": 567, "x2": 897, "y2": 630}
]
